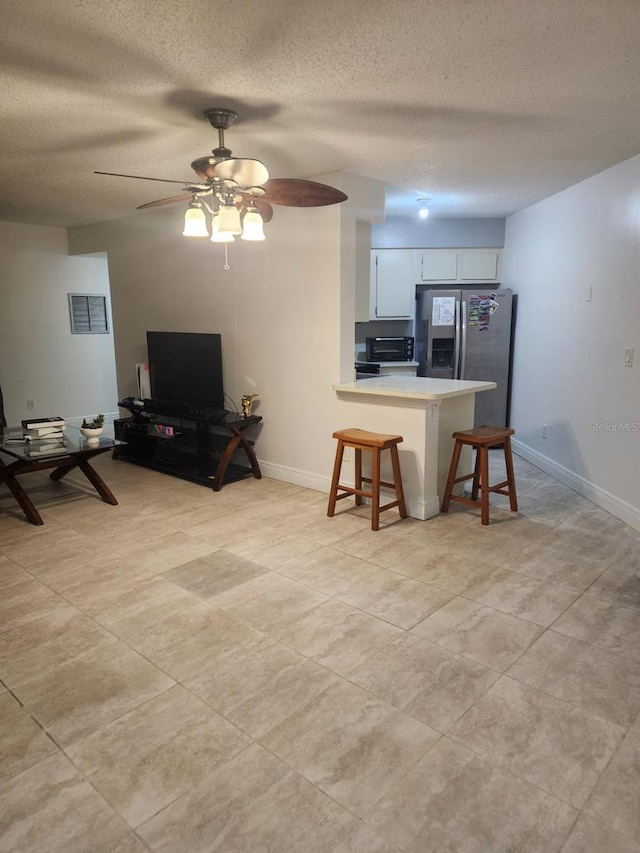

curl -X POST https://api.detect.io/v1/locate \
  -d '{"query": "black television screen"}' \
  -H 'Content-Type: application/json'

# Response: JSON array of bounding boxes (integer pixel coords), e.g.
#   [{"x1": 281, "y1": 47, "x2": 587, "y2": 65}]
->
[{"x1": 146, "y1": 331, "x2": 224, "y2": 410}]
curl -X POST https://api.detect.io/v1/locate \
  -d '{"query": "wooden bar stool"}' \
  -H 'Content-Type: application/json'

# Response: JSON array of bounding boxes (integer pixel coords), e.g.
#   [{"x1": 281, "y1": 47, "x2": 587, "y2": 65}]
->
[
  {"x1": 441, "y1": 425, "x2": 518, "y2": 525},
  {"x1": 327, "y1": 428, "x2": 407, "y2": 531}
]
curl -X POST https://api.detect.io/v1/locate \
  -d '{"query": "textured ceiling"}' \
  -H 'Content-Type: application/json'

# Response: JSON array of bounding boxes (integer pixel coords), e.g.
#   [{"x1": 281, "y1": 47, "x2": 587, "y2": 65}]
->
[{"x1": 2, "y1": 0, "x2": 640, "y2": 227}]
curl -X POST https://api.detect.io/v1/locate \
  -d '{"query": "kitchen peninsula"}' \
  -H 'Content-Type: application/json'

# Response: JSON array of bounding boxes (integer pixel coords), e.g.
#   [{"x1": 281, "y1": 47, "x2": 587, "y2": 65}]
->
[{"x1": 333, "y1": 376, "x2": 496, "y2": 520}]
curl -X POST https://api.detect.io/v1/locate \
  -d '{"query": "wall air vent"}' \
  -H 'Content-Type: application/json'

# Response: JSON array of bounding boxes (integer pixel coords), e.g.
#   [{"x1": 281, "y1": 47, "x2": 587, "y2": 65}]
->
[{"x1": 68, "y1": 293, "x2": 109, "y2": 334}]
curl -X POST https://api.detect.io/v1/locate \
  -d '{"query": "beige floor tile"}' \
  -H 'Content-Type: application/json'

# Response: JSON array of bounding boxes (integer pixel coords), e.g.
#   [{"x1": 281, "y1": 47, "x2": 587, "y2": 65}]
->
[
  {"x1": 412, "y1": 596, "x2": 541, "y2": 671},
  {"x1": 348, "y1": 633, "x2": 499, "y2": 732},
  {"x1": 260, "y1": 679, "x2": 439, "y2": 817},
  {"x1": 507, "y1": 543, "x2": 608, "y2": 592},
  {"x1": 390, "y1": 543, "x2": 498, "y2": 594},
  {"x1": 0, "y1": 605, "x2": 114, "y2": 686},
  {"x1": 137, "y1": 742, "x2": 359, "y2": 853},
  {"x1": 91, "y1": 577, "x2": 205, "y2": 641},
  {"x1": 225, "y1": 530, "x2": 319, "y2": 569},
  {"x1": 13, "y1": 641, "x2": 174, "y2": 746},
  {"x1": 0, "y1": 752, "x2": 129, "y2": 852},
  {"x1": 276, "y1": 545, "x2": 382, "y2": 597},
  {"x1": 210, "y1": 571, "x2": 328, "y2": 632},
  {"x1": 365, "y1": 736, "x2": 576, "y2": 853},
  {"x1": 1, "y1": 526, "x2": 108, "y2": 574},
  {"x1": 0, "y1": 692, "x2": 58, "y2": 780},
  {"x1": 461, "y1": 566, "x2": 580, "y2": 626},
  {"x1": 161, "y1": 549, "x2": 269, "y2": 598},
  {"x1": 185, "y1": 508, "x2": 277, "y2": 547},
  {"x1": 331, "y1": 823, "x2": 400, "y2": 853},
  {"x1": 553, "y1": 593, "x2": 640, "y2": 662},
  {"x1": 272, "y1": 599, "x2": 403, "y2": 675},
  {"x1": 508, "y1": 629, "x2": 640, "y2": 728},
  {"x1": 449, "y1": 676, "x2": 623, "y2": 808},
  {"x1": 0, "y1": 554, "x2": 33, "y2": 589},
  {"x1": 537, "y1": 526, "x2": 629, "y2": 562},
  {"x1": 0, "y1": 579, "x2": 68, "y2": 634},
  {"x1": 561, "y1": 814, "x2": 640, "y2": 853},
  {"x1": 66, "y1": 685, "x2": 249, "y2": 828},
  {"x1": 184, "y1": 641, "x2": 338, "y2": 738},
  {"x1": 296, "y1": 510, "x2": 372, "y2": 545},
  {"x1": 586, "y1": 722, "x2": 640, "y2": 844},
  {"x1": 588, "y1": 551, "x2": 640, "y2": 610},
  {"x1": 331, "y1": 527, "x2": 421, "y2": 568},
  {"x1": 337, "y1": 568, "x2": 453, "y2": 629},
  {"x1": 130, "y1": 601, "x2": 273, "y2": 684},
  {"x1": 2, "y1": 457, "x2": 639, "y2": 851}
]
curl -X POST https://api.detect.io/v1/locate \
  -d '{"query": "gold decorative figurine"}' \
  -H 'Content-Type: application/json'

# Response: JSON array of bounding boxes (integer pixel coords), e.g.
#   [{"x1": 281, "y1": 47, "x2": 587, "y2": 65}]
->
[{"x1": 241, "y1": 394, "x2": 258, "y2": 418}]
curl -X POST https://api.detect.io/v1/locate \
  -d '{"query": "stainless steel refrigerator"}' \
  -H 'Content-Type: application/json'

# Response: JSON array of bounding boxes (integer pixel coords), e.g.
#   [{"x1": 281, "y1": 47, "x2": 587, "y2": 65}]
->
[{"x1": 416, "y1": 287, "x2": 516, "y2": 427}]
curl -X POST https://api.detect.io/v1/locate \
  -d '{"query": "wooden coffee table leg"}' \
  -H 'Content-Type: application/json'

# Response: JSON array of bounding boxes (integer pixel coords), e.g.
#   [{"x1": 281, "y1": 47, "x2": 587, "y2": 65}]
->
[
  {"x1": 77, "y1": 459, "x2": 119, "y2": 505},
  {"x1": 1, "y1": 470, "x2": 44, "y2": 525}
]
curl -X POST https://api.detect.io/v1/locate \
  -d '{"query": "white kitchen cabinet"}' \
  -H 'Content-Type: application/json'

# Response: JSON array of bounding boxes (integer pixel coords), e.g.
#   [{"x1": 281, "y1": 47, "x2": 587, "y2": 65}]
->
[
  {"x1": 370, "y1": 250, "x2": 416, "y2": 319},
  {"x1": 417, "y1": 249, "x2": 501, "y2": 283},
  {"x1": 418, "y1": 250, "x2": 458, "y2": 282}
]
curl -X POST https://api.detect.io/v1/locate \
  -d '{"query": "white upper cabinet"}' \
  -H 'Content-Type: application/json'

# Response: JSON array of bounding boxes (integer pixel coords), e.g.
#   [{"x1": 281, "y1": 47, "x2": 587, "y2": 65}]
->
[
  {"x1": 459, "y1": 250, "x2": 500, "y2": 280},
  {"x1": 417, "y1": 248, "x2": 501, "y2": 283},
  {"x1": 370, "y1": 250, "x2": 416, "y2": 319},
  {"x1": 419, "y1": 250, "x2": 458, "y2": 281}
]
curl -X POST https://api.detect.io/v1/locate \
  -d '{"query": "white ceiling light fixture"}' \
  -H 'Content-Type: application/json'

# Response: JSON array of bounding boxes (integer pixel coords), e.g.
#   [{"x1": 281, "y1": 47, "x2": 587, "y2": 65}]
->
[{"x1": 417, "y1": 198, "x2": 431, "y2": 219}]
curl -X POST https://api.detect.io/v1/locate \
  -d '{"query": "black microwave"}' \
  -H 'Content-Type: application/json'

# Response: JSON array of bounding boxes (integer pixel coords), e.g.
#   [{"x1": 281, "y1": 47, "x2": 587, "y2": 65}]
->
[{"x1": 365, "y1": 336, "x2": 414, "y2": 362}]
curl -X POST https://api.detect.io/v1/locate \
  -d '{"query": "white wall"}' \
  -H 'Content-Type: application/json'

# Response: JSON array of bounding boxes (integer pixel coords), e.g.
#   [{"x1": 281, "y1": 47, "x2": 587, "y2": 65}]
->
[
  {"x1": 68, "y1": 173, "x2": 384, "y2": 490},
  {"x1": 502, "y1": 155, "x2": 640, "y2": 529},
  {"x1": 0, "y1": 221, "x2": 118, "y2": 425}
]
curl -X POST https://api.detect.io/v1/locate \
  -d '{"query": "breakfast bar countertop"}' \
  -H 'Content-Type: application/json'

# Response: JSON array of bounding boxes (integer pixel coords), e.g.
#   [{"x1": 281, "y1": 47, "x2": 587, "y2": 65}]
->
[{"x1": 333, "y1": 375, "x2": 496, "y2": 400}]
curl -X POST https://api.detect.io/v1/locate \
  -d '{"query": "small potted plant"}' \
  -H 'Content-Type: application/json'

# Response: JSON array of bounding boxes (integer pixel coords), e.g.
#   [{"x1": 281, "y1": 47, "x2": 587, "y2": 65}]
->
[{"x1": 80, "y1": 413, "x2": 105, "y2": 442}]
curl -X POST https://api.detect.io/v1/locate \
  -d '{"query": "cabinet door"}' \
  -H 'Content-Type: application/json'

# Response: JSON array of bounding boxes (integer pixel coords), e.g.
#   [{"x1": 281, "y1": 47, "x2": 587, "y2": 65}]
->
[
  {"x1": 419, "y1": 250, "x2": 459, "y2": 281},
  {"x1": 459, "y1": 250, "x2": 500, "y2": 281},
  {"x1": 371, "y1": 250, "x2": 416, "y2": 318}
]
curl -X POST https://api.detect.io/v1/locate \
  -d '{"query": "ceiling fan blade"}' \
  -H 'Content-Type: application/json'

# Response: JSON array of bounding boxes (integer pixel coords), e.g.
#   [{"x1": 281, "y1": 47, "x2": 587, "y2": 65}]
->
[
  {"x1": 95, "y1": 171, "x2": 191, "y2": 185},
  {"x1": 214, "y1": 158, "x2": 269, "y2": 187},
  {"x1": 261, "y1": 178, "x2": 348, "y2": 207},
  {"x1": 137, "y1": 192, "x2": 196, "y2": 210}
]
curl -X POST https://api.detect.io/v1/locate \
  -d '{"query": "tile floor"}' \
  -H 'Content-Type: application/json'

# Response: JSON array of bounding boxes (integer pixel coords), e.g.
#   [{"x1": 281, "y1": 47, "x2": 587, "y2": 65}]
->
[{"x1": 1, "y1": 451, "x2": 639, "y2": 852}]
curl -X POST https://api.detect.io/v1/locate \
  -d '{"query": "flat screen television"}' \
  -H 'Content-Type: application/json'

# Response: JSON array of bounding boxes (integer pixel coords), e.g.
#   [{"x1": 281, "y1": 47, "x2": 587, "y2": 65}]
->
[{"x1": 146, "y1": 331, "x2": 224, "y2": 410}]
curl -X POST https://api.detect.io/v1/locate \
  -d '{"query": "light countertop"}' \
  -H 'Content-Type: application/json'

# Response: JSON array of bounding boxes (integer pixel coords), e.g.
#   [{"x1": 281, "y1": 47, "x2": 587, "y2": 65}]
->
[{"x1": 334, "y1": 375, "x2": 496, "y2": 401}]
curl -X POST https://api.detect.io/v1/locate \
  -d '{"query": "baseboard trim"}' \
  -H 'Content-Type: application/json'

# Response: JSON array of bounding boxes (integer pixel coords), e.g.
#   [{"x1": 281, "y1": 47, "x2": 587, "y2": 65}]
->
[
  {"x1": 257, "y1": 460, "x2": 440, "y2": 520},
  {"x1": 512, "y1": 438, "x2": 640, "y2": 531}
]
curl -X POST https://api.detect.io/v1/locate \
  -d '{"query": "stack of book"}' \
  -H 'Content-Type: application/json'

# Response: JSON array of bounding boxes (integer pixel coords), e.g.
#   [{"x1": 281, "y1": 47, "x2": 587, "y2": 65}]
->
[{"x1": 21, "y1": 416, "x2": 66, "y2": 455}]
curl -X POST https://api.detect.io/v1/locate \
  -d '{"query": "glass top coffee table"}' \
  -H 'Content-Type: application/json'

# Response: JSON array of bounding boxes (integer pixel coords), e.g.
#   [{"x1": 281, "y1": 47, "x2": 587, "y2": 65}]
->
[{"x1": 0, "y1": 427, "x2": 121, "y2": 526}]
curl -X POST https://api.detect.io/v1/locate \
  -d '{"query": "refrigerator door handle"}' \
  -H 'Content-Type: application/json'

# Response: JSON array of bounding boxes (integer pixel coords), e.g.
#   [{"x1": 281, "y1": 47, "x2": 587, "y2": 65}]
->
[
  {"x1": 453, "y1": 299, "x2": 461, "y2": 379},
  {"x1": 460, "y1": 298, "x2": 468, "y2": 379}
]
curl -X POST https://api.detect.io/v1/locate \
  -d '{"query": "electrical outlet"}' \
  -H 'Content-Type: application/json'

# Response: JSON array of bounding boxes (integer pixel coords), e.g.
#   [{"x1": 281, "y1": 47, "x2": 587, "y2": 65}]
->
[
  {"x1": 27, "y1": 399, "x2": 36, "y2": 410},
  {"x1": 625, "y1": 347, "x2": 634, "y2": 367},
  {"x1": 586, "y1": 285, "x2": 592, "y2": 302},
  {"x1": 542, "y1": 423, "x2": 548, "y2": 439},
  {"x1": 343, "y1": 447, "x2": 351, "y2": 462}
]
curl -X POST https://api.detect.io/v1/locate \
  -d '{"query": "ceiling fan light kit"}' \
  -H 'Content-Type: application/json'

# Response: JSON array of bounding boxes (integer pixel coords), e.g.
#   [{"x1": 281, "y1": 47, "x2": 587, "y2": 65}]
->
[{"x1": 97, "y1": 107, "x2": 348, "y2": 268}]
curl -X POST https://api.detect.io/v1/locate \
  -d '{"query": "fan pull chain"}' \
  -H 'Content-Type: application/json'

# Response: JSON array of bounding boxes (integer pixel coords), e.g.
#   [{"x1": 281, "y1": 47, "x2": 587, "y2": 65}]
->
[{"x1": 224, "y1": 243, "x2": 230, "y2": 270}]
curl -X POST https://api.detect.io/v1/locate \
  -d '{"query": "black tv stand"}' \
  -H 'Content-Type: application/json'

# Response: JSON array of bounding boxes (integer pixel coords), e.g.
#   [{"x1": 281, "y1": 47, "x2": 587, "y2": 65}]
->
[{"x1": 113, "y1": 399, "x2": 262, "y2": 491}]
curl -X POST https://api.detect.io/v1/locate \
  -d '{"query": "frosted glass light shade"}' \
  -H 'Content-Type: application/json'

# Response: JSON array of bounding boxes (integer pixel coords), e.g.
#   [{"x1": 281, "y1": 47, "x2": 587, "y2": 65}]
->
[
  {"x1": 211, "y1": 214, "x2": 235, "y2": 243},
  {"x1": 241, "y1": 209, "x2": 265, "y2": 241},
  {"x1": 217, "y1": 203, "x2": 242, "y2": 235},
  {"x1": 418, "y1": 206, "x2": 430, "y2": 219},
  {"x1": 182, "y1": 206, "x2": 209, "y2": 236}
]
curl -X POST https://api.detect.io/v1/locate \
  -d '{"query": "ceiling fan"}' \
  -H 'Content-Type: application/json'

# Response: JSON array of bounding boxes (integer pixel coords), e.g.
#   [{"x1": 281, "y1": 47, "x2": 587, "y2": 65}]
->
[{"x1": 96, "y1": 108, "x2": 348, "y2": 260}]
